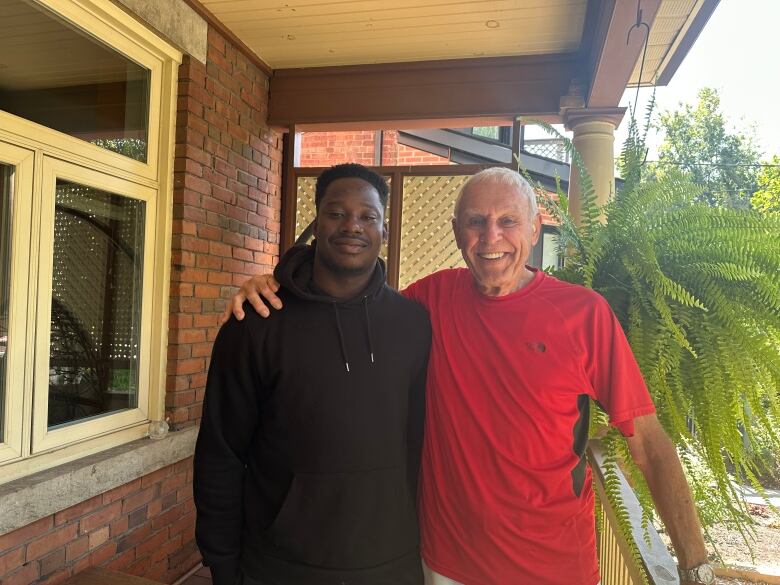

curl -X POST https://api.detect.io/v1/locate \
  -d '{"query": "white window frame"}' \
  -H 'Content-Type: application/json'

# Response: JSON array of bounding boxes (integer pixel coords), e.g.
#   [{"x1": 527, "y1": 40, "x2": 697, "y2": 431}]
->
[
  {"x1": 0, "y1": 0, "x2": 180, "y2": 482},
  {"x1": 0, "y1": 142, "x2": 35, "y2": 464}
]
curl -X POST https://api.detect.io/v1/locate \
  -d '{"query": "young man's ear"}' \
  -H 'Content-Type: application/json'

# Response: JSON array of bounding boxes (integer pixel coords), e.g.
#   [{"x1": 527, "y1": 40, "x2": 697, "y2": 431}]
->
[{"x1": 382, "y1": 221, "x2": 389, "y2": 244}]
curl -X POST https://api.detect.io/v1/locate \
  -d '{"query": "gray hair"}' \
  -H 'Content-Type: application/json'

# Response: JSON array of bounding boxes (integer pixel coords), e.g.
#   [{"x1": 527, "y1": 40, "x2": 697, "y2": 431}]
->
[{"x1": 454, "y1": 167, "x2": 538, "y2": 218}]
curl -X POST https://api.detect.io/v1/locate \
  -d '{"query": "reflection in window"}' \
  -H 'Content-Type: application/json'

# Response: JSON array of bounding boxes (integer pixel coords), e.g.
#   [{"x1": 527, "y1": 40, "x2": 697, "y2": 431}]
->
[
  {"x1": 0, "y1": 0, "x2": 150, "y2": 162},
  {"x1": 541, "y1": 229, "x2": 563, "y2": 271},
  {"x1": 49, "y1": 180, "x2": 145, "y2": 428},
  {"x1": 0, "y1": 163, "x2": 12, "y2": 440}
]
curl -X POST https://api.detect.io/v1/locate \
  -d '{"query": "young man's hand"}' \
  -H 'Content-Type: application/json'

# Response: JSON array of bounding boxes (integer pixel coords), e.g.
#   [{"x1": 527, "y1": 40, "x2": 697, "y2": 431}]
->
[{"x1": 219, "y1": 274, "x2": 282, "y2": 325}]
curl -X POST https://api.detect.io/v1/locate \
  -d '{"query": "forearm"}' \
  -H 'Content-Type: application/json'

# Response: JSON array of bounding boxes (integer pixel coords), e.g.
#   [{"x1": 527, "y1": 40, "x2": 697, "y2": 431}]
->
[
  {"x1": 643, "y1": 451, "x2": 707, "y2": 566},
  {"x1": 631, "y1": 428, "x2": 707, "y2": 568}
]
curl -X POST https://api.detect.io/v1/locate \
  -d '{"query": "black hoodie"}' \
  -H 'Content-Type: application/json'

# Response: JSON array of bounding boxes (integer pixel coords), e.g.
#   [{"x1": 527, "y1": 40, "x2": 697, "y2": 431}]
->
[{"x1": 194, "y1": 244, "x2": 431, "y2": 585}]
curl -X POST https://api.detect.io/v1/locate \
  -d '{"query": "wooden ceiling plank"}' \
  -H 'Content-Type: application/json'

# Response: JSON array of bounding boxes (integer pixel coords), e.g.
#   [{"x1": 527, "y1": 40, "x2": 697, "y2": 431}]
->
[
  {"x1": 655, "y1": 0, "x2": 719, "y2": 85},
  {"x1": 214, "y1": 2, "x2": 583, "y2": 24}
]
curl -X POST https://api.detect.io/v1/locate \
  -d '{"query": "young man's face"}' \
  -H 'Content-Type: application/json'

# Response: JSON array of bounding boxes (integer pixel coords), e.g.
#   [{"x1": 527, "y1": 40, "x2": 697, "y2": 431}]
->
[
  {"x1": 314, "y1": 177, "x2": 387, "y2": 277},
  {"x1": 453, "y1": 180, "x2": 541, "y2": 296}
]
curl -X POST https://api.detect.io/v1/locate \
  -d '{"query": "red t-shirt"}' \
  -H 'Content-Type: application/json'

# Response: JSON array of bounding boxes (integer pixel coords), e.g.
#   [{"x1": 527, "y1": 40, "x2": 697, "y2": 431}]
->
[{"x1": 403, "y1": 268, "x2": 655, "y2": 585}]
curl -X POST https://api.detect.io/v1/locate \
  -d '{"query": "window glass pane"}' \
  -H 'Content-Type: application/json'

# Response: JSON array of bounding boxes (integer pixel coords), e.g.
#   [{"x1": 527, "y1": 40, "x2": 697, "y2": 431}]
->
[
  {"x1": 472, "y1": 126, "x2": 500, "y2": 140},
  {"x1": 541, "y1": 230, "x2": 562, "y2": 271},
  {"x1": 49, "y1": 180, "x2": 145, "y2": 428},
  {"x1": 0, "y1": 163, "x2": 12, "y2": 440},
  {"x1": 0, "y1": 0, "x2": 150, "y2": 162}
]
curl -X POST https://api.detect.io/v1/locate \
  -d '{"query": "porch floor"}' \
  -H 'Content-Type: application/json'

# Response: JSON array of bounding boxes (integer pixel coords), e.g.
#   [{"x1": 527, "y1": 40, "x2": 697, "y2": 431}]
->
[{"x1": 181, "y1": 566, "x2": 212, "y2": 585}]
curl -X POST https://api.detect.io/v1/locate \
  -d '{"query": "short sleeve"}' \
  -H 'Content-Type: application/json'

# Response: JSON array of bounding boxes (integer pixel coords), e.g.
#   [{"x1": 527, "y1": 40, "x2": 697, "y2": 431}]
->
[
  {"x1": 400, "y1": 271, "x2": 439, "y2": 309},
  {"x1": 583, "y1": 296, "x2": 656, "y2": 436}
]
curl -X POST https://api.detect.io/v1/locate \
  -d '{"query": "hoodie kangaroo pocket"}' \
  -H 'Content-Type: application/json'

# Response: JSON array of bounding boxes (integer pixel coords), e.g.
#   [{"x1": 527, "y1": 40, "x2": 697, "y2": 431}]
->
[{"x1": 264, "y1": 467, "x2": 418, "y2": 568}]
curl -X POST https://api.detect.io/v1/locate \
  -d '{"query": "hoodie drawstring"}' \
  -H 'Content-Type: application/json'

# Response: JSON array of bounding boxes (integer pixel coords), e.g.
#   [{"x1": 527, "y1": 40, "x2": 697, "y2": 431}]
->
[
  {"x1": 331, "y1": 298, "x2": 377, "y2": 373},
  {"x1": 332, "y1": 302, "x2": 350, "y2": 372},
  {"x1": 362, "y1": 296, "x2": 375, "y2": 364}
]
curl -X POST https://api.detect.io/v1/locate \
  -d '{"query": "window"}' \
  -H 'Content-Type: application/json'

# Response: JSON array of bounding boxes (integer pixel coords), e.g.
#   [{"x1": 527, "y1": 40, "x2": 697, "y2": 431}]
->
[
  {"x1": 0, "y1": 0, "x2": 179, "y2": 479},
  {"x1": 0, "y1": 0, "x2": 151, "y2": 162},
  {"x1": 0, "y1": 165, "x2": 10, "y2": 437},
  {"x1": 48, "y1": 180, "x2": 146, "y2": 428},
  {"x1": 455, "y1": 126, "x2": 512, "y2": 146},
  {"x1": 529, "y1": 226, "x2": 563, "y2": 272}
]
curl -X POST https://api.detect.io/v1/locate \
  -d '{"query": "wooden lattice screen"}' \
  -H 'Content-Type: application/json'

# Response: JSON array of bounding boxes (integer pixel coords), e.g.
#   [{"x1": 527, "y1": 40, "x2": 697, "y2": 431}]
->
[
  {"x1": 294, "y1": 177, "x2": 316, "y2": 242},
  {"x1": 399, "y1": 175, "x2": 467, "y2": 290}
]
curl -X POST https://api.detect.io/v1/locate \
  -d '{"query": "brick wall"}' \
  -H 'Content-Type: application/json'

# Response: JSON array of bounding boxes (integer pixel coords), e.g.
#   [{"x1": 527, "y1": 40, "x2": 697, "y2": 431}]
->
[
  {"x1": 299, "y1": 130, "x2": 451, "y2": 167},
  {"x1": 0, "y1": 460, "x2": 195, "y2": 585},
  {"x1": 167, "y1": 29, "x2": 282, "y2": 430},
  {"x1": 396, "y1": 144, "x2": 451, "y2": 165},
  {"x1": 298, "y1": 130, "x2": 376, "y2": 167},
  {"x1": 0, "y1": 26, "x2": 283, "y2": 585}
]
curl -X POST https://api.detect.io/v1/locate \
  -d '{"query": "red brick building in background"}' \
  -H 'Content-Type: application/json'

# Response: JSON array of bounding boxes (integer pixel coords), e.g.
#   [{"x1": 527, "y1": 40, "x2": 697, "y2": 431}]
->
[{"x1": 299, "y1": 130, "x2": 451, "y2": 167}]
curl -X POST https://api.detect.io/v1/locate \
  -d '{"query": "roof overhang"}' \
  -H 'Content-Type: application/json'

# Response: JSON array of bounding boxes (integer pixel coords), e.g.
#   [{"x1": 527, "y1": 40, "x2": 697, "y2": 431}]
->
[{"x1": 182, "y1": 0, "x2": 719, "y2": 129}]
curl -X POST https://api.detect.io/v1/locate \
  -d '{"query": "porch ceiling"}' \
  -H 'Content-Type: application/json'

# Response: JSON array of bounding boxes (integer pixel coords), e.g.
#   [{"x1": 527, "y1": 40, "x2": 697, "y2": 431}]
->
[
  {"x1": 196, "y1": 0, "x2": 589, "y2": 69},
  {"x1": 187, "y1": 0, "x2": 719, "y2": 128},
  {"x1": 629, "y1": 0, "x2": 720, "y2": 86}
]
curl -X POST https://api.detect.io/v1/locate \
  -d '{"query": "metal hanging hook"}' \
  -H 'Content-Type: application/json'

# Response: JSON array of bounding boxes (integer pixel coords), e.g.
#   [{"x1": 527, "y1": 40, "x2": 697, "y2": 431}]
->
[{"x1": 626, "y1": 0, "x2": 651, "y2": 112}]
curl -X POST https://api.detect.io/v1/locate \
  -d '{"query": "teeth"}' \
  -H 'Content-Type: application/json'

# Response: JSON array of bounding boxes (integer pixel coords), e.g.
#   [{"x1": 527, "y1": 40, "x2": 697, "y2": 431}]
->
[{"x1": 479, "y1": 252, "x2": 505, "y2": 259}]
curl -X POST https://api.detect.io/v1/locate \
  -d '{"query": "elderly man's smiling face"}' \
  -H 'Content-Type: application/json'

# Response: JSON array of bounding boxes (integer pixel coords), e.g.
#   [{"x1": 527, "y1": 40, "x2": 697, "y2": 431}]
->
[{"x1": 452, "y1": 179, "x2": 542, "y2": 297}]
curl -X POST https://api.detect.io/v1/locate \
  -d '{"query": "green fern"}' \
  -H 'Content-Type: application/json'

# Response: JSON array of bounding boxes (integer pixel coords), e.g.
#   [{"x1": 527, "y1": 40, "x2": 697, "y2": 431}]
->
[{"x1": 526, "y1": 107, "x2": 780, "y2": 574}]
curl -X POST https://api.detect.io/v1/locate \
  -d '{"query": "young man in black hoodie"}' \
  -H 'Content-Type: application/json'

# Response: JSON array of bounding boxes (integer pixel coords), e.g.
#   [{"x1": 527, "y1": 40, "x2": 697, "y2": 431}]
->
[{"x1": 194, "y1": 164, "x2": 431, "y2": 585}]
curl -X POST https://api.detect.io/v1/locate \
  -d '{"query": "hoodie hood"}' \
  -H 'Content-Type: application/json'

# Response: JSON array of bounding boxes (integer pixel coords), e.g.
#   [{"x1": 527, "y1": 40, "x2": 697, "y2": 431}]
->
[
  {"x1": 273, "y1": 241, "x2": 387, "y2": 372},
  {"x1": 273, "y1": 241, "x2": 387, "y2": 305}
]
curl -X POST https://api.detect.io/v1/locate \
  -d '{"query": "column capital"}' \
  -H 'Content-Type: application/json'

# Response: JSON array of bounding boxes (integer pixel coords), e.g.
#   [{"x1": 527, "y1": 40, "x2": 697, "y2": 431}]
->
[{"x1": 563, "y1": 107, "x2": 627, "y2": 132}]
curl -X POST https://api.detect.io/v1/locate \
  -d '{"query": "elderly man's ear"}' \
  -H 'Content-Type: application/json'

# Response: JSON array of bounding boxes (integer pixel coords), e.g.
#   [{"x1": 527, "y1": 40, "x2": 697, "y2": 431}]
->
[
  {"x1": 531, "y1": 214, "x2": 542, "y2": 243},
  {"x1": 451, "y1": 217, "x2": 463, "y2": 251}
]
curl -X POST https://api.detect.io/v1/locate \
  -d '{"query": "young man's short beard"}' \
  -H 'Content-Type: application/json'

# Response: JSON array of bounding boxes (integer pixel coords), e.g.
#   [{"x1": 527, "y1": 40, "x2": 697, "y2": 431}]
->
[{"x1": 318, "y1": 253, "x2": 376, "y2": 277}]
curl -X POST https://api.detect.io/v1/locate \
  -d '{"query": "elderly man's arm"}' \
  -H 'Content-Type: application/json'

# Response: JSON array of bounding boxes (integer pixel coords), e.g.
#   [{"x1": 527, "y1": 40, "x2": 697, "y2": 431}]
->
[{"x1": 626, "y1": 413, "x2": 708, "y2": 576}]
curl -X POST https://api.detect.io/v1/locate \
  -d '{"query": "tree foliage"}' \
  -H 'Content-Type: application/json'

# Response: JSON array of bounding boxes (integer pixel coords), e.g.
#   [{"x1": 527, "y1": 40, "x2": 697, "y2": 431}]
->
[
  {"x1": 653, "y1": 88, "x2": 761, "y2": 208},
  {"x1": 751, "y1": 155, "x2": 780, "y2": 214},
  {"x1": 530, "y1": 107, "x2": 780, "y2": 568}
]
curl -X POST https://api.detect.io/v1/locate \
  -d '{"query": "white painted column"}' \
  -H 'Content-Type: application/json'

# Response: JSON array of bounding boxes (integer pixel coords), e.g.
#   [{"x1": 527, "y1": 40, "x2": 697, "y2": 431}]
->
[{"x1": 564, "y1": 109, "x2": 625, "y2": 225}]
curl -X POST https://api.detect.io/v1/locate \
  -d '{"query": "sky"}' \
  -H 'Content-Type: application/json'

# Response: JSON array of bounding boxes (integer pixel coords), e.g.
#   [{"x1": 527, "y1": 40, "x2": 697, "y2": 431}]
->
[{"x1": 528, "y1": 0, "x2": 779, "y2": 161}]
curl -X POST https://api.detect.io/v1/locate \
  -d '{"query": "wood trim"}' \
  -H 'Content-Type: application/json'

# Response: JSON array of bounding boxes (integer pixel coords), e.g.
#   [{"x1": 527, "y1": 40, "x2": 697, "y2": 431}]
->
[
  {"x1": 269, "y1": 54, "x2": 577, "y2": 127},
  {"x1": 280, "y1": 127, "x2": 298, "y2": 253},
  {"x1": 577, "y1": 0, "x2": 608, "y2": 76},
  {"x1": 373, "y1": 131, "x2": 383, "y2": 167},
  {"x1": 386, "y1": 171, "x2": 403, "y2": 289},
  {"x1": 292, "y1": 117, "x2": 558, "y2": 133},
  {"x1": 179, "y1": 0, "x2": 272, "y2": 76},
  {"x1": 656, "y1": 0, "x2": 721, "y2": 86},
  {"x1": 511, "y1": 118, "x2": 522, "y2": 167},
  {"x1": 585, "y1": 0, "x2": 662, "y2": 108},
  {"x1": 291, "y1": 165, "x2": 503, "y2": 178}
]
